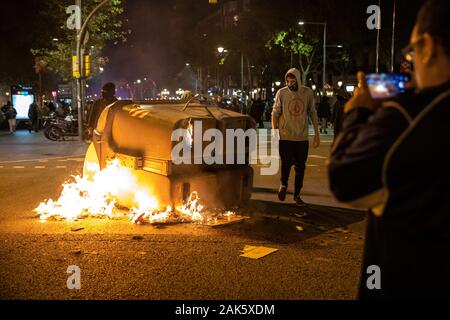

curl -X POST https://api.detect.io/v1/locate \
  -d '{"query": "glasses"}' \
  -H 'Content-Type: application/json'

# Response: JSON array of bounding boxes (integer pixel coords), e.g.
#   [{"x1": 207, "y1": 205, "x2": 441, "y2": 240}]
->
[{"x1": 402, "y1": 37, "x2": 425, "y2": 62}]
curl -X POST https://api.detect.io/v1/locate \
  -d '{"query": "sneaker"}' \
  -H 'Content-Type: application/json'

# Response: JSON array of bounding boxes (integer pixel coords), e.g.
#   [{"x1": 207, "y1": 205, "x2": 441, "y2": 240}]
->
[
  {"x1": 278, "y1": 185, "x2": 287, "y2": 201},
  {"x1": 294, "y1": 196, "x2": 307, "y2": 207}
]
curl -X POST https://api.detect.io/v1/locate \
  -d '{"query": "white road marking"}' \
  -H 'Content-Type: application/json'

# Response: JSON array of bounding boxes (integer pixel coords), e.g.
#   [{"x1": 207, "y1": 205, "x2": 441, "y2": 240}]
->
[
  {"x1": 35, "y1": 166, "x2": 46, "y2": 169},
  {"x1": 0, "y1": 166, "x2": 3, "y2": 169},
  {"x1": 0, "y1": 154, "x2": 85, "y2": 164},
  {"x1": 57, "y1": 159, "x2": 68, "y2": 162},
  {"x1": 56, "y1": 166, "x2": 67, "y2": 169},
  {"x1": 13, "y1": 166, "x2": 25, "y2": 169},
  {"x1": 306, "y1": 164, "x2": 319, "y2": 167},
  {"x1": 308, "y1": 155, "x2": 328, "y2": 159}
]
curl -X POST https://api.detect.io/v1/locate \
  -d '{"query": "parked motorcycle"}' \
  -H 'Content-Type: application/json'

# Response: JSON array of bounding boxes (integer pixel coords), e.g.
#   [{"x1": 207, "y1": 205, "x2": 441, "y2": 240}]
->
[{"x1": 44, "y1": 114, "x2": 79, "y2": 141}]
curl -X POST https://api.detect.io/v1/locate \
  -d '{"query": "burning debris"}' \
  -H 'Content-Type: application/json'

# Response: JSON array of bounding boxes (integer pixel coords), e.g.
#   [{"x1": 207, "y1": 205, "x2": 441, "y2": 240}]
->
[{"x1": 35, "y1": 159, "x2": 236, "y2": 225}]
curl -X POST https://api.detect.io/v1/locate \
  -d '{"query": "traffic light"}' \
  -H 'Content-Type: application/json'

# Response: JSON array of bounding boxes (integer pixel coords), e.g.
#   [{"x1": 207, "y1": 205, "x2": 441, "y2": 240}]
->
[{"x1": 72, "y1": 55, "x2": 91, "y2": 78}]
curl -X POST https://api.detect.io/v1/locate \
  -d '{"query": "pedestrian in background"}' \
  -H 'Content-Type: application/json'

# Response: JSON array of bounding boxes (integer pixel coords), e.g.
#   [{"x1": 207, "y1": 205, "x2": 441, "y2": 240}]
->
[
  {"x1": 249, "y1": 98, "x2": 266, "y2": 128},
  {"x1": 216, "y1": 95, "x2": 226, "y2": 108},
  {"x1": 331, "y1": 91, "x2": 348, "y2": 138},
  {"x1": 0, "y1": 106, "x2": 5, "y2": 126},
  {"x1": 47, "y1": 101, "x2": 56, "y2": 114},
  {"x1": 230, "y1": 97, "x2": 241, "y2": 113},
  {"x1": 272, "y1": 68, "x2": 320, "y2": 206},
  {"x1": 317, "y1": 96, "x2": 331, "y2": 134},
  {"x1": 28, "y1": 99, "x2": 40, "y2": 133},
  {"x1": 87, "y1": 82, "x2": 118, "y2": 141},
  {"x1": 4, "y1": 102, "x2": 17, "y2": 134},
  {"x1": 328, "y1": 0, "x2": 450, "y2": 299}
]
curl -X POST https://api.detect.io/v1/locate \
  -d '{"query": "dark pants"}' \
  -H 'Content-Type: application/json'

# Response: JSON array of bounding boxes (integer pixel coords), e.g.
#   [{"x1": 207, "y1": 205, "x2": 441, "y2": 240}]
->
[
  {"x1": 32, "y1": 120, "x2": 39, "y2": 132},
  {"x1": 279, "y1": 140, "x2": 309, "y2": 197}
]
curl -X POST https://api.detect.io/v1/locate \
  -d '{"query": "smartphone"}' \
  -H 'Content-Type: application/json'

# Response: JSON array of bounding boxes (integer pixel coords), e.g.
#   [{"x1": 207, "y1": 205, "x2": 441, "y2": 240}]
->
[{"x1": 366, "y1": 73, "x2": 410, "y2": 99}]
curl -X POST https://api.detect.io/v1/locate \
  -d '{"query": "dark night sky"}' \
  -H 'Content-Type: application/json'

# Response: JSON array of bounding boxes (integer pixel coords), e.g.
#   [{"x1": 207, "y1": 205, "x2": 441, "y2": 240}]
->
[{"x1": 0, "y1": 0, "x2": 425, "y2": 92}]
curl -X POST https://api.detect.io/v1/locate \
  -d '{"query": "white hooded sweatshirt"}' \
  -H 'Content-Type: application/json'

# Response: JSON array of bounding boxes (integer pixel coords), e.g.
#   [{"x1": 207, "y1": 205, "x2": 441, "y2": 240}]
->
[{"x1": 272, "y1": 68, "x2": 318, "y2": 141}]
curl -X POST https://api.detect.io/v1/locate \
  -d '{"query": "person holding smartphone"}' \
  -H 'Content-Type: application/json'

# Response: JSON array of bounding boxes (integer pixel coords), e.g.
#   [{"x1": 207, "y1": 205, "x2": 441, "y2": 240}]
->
[{"x1": 328, "y1": 0, "x2": 450, "y2": 299}]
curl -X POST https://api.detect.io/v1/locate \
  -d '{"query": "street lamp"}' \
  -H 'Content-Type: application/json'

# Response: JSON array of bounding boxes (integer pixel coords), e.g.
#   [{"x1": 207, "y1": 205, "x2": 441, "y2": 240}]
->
[
  {"x1": 161, "y1": 89, "x2": 170, "y2": 99},
  {"x1": 298, "y1": 20, "x2": 327, "y2": 96},
  {"x1": 275, "y1": 81, "x2": 281, "y2": 87},
  {"x1": 137, "y1": 79, "x2": 141, "y2": 84},
  {"x1": 337, "y1": 81, "x2": 343, "y2": 87},
  {"x1": 312, "y1": 84, "x2": 317, "y2": 91},
  {"x1": 217, "y1": 47, "x2": 225, "y2": 54}
]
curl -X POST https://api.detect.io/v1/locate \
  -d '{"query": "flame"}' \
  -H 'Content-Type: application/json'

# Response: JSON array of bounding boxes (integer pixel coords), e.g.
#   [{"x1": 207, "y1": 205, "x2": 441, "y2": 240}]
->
[
  {"x1": 35, "y1": 159, "x2": 206, "y2": 224},
  {"x1": 186, "y1": 119, "x2": 193, "y2": 148}
]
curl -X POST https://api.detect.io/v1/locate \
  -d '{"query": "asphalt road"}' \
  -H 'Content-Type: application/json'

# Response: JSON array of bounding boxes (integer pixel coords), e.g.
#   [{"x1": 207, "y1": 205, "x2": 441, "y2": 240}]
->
[{"x1": 0, "y1": 130, "x2": 367, "y2": 300}]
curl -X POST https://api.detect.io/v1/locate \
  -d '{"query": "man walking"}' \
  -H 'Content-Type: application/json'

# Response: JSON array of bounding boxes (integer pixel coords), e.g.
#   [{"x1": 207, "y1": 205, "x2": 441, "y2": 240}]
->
[{"x1": 272, "y1": 68, "x2": 320, "y2": 206}]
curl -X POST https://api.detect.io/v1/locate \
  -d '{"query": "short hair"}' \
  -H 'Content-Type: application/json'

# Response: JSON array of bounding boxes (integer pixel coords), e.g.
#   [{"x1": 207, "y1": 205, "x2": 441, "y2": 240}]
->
[
  {"x1": 101, "y1": 82, "x2": 116, "y2": 94},
  {"x1": 416, "y1": 0, "x2": 450, "y2": 55}
]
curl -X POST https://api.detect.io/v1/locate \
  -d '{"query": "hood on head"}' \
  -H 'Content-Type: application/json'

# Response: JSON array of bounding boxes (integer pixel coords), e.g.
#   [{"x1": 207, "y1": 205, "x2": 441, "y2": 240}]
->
[{"x1": 285, "y1": 68, "x2": 301, "y2": 86}]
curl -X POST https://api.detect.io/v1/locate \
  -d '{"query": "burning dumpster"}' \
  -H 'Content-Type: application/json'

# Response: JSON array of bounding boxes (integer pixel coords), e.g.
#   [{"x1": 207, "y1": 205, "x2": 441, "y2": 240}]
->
[{"x1": 83, "y1": 97, "x2": 255, "y2": 214}]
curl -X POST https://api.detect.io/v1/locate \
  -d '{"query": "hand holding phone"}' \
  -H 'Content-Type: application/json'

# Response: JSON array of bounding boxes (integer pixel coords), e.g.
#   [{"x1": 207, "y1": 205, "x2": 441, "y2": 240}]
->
[
  {"x1": 344, "y1": 72, "x2": 377, "y2": 113},
  {"x1": 366, "y1": 73, "x2": 410, "y2": 99}
]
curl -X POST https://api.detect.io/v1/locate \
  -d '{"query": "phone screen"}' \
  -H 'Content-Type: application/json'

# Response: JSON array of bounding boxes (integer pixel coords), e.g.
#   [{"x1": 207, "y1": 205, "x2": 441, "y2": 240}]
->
[{"x1": 366, "y1": 73, "x2": 410, "y2": 99}]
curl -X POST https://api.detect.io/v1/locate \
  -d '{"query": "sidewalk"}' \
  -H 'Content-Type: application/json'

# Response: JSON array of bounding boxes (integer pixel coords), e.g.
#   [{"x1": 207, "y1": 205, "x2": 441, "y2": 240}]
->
[{"x1": 0, "y1": 130, "x2": 88, "y2": 162}]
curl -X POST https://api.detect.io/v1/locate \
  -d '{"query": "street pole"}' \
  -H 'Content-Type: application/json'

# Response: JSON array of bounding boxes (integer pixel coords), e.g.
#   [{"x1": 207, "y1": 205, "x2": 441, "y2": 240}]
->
[
  {"x1": 75, "y1": 0, "x2": 82, "y2": 140},
  {"x1": 76, "y1": 0, "x2": 111, "y2": 141},
  {"x1": 375, "y1": 0, "x2": 381, "y2": 73},
  {"x1": 391, "y1": 0, "x2": 396, "y2": 73},
  {"x1": 322, "y1": 22, "x2": 327, "y2": 97},
  {"x1": 241, "y1": 51, "x2": 244, "y2": 94}
]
